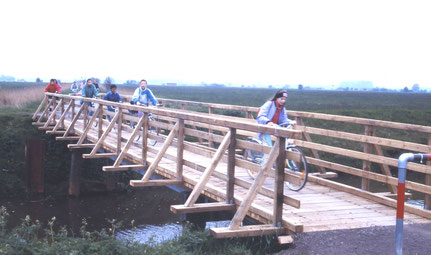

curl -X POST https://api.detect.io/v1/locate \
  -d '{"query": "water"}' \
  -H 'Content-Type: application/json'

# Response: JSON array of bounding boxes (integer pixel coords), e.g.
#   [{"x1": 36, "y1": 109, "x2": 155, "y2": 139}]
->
[{"x1": 1, "y1": 187, "x2": 185, "y2": 244}]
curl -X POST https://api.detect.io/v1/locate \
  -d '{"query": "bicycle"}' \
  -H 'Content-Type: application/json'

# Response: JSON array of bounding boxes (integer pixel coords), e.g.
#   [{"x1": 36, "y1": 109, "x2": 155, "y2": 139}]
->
[
  {"x1": 243, "y1": 122, "x2": 308, "y2": 191},
  {"x1": 128, "y1": 102, "x2": 159, "y2": 146}
]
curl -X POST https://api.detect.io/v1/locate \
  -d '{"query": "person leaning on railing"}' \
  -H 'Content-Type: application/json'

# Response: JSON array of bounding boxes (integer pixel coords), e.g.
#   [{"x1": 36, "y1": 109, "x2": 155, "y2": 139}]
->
[{"x1": 256, "y1": 89, "x2": 296, "y2": 147}]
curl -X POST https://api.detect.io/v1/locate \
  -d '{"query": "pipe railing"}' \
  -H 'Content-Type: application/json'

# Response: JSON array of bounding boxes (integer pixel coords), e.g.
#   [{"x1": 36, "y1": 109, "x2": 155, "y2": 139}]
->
[{"x1": 395, "y1": 153, "x2": 431, "y2": 255}]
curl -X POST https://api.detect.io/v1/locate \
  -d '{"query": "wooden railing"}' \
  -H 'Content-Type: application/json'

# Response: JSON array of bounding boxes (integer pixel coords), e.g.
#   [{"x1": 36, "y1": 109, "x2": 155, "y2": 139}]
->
[
  {"x1": 141, "y1": 96, "x2": 431, "y2": 211},
  {"x1": 33, "y1": 93, "x2": 306, "y2": 235},
  {"x1": 33, "y1": 93, "x2": 431, "y2": 236}
]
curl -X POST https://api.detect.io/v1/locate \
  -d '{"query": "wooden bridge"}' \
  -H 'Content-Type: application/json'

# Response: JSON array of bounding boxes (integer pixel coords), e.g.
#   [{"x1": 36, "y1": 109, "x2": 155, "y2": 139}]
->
[{"x1": 32, "y1": 92, "x2": 431, "y2": 239}]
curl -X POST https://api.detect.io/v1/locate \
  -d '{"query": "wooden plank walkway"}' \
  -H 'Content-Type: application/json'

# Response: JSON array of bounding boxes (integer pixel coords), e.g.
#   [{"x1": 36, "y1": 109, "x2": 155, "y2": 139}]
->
[
  {"x1": 64, "y1": 117, "x2": 428, "y2": 233},
  {"x1": 33, "y1": 94, "x2": 431, "y2": 238}
]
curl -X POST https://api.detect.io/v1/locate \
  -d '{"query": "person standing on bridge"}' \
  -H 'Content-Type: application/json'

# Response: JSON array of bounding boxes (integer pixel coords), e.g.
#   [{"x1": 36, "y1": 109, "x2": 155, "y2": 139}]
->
[{"x1": 256, "y1": 89, "x2": 296, "y2": 147}]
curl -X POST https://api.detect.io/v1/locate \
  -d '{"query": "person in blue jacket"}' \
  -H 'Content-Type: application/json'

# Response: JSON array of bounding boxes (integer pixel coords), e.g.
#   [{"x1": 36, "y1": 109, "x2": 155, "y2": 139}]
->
[
  {"x1": 131, "y1": 79, "x2": 158, "y2": 118},
  {"x1": 256, "y1": 89, "x2": 296, "y2": 147},
  {"x1": 132, "y1": 79, "x2": 158, "y2": 106},
  {"x1": 103, "y1": 84, "x2": 122, "y2": 112}
]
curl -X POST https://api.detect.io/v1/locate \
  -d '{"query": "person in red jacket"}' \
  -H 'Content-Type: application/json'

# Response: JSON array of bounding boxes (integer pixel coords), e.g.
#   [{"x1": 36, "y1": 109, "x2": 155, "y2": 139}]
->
[{"x1": 44, "y1": 79, "x2": 62, "y2": 93}]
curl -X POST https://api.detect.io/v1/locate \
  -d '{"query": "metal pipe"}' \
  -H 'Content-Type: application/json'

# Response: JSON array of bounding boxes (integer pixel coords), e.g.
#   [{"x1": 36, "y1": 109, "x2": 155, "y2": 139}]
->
[{"x1": 395, "y1": 153, "x2": 431, "y2": 255}]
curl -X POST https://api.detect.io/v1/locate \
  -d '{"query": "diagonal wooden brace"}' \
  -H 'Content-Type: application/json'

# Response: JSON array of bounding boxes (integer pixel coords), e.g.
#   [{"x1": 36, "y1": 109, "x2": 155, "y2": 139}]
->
[
  {"x1": 32, "y1": 95, "x2": 48, "y2": 120},
  {"x1": 229, "y1": 138, "x2": 280, "y2": 230},
  {"x1": 113, "y1": 115, "x2": 147, "y2": 167},
  {"x1": 63, "y1": 104, "x2": 85, "y2": 137},
  {"x1": 36, "y1": 97, "x2": 55, "y2": 124},
  {"x1": 42, "y1": 98, "x2": 64, "y2": 128},
  {"x1": 141, "y1": 122, "x2": 179, "y2": 181},
  {"x1": 87, "y1": 110, "x2": 120, "y2": 156},
  {"x1": 76, "y1": 105, "x2": 102, "y2": 145},
  {"x1": 51, "y1": 101, "x2": 73, "y2": 132},
  {"x1": 184, "y1": 131, "x2": 232, "y2": 207}
]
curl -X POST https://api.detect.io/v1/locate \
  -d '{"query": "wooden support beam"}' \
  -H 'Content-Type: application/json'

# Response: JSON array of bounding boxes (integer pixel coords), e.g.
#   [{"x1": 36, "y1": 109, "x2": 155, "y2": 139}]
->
[
  {"x1": 141, "y1": 122, "x2": 180, "y2": 181},
  {"x1": 98, "y1": 106, "x2": 103, "y2": 138},
  {"x1": 63, "y1": 104, "x2": 85, "y2": 137},
  {"x1": 211, "y1": 224, "x2": 285, "y2": 238},
  {"x1": 274, "y1": 137, "x2": 286, "y2": 227},
  {"x1": 426, "y1": 134, "x2": 431, "y2": 210},
  {"x1": 36, "y1": 97, "x2": 54, "y2": 124},
  {"x1": 42, "y1": 98, "x2": 64, "y2": 128},
  {"x1": 361, "y1": 125, "x2": 373, "y2": 191},
  {"x1": 46, "y1": 131, "x2": 65, "y2": 135},
  {"x1": 88, "y1": 111, "x2": 120, "y2": 156},
  {"x1": 170, "y1": 202, "x2": 235, "y2": 214},
  {"x1": 112, "y1": 115, "x2": 147, "y2": 167},
  {"x1": 226, "y1": 128, "x2": 236, "y2": 204},
  {"x1": 82, "y1": 153, "x2": 117, "y2": 159},
  {"x1": 376, "y1": 192, "x2": 412, "y2": 200},
  {"x1": 103, "y1": 164, "x2": 147, "y2": 172},
  {"x1": 68, "y1": 144, "x2": 95, "y2": 149},
  {"x1": 51, "y1": 101, "x2": 73, "y2": 132},
  {"x1": 278, "y1": 235, "x2": 294, "y2": 245},
  {"x1": 56, "y1": 136, "x2": 80, "y2": 141},
  {"x1": 176, "y1": 119, "x2": 184, "y2": 180},
  {"x1": 208, "y1": 106, "x2": 214, "y2": 147},
  {"x1": 76, "y1": 105, "x2": 102, "y2": 145},
  {"x1": 130, "y1": 179, "x2": 183, "y2": 187},
  {"x1": 309, "y1": 172, "x2": 338, "y2": 179},
  {"x1": 229, "y1": 139, "x2": 280, "y2": 230},
  {"x1": 372, "y1": 144, "x2": 397, "y2": 194},
  {"x1": 142, "y1": 113, "x2": 149, "y2": 164},
  {"x1": 184, "y1": 131, "x2": 232, "y2": 207},
  {"x1": 117, "y1": 110, "x2": 123, "y2": 153},
  {"x1": 32, "y1": 95, "x2": 48, "y2": 120}
]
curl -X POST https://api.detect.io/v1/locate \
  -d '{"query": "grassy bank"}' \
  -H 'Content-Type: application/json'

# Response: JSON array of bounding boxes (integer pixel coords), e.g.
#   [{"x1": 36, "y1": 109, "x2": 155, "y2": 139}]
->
[{"x1": 0, "y1": 206, "x2": 278, "y2": 255}]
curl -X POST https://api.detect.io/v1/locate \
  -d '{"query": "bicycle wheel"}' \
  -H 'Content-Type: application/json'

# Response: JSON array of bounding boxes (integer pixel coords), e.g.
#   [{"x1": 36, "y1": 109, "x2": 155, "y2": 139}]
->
[
  {"x1": 285, "y1": 146, "x2": 308, "y2": 191},
  {"x1": 243, "y1": 138, "x2": 264, "y2": 179}
]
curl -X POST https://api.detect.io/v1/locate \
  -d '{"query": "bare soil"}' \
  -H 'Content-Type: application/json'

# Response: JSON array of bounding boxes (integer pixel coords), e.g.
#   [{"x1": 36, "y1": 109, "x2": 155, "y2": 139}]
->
[{"x1": 276, "y1": 223, "x2": 431, "y2": 255}]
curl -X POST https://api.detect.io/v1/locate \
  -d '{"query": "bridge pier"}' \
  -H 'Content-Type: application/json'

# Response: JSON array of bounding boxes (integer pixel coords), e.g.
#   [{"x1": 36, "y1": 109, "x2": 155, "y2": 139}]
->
[
  {"x1": 69, "y1": 148, "x2": 83, "y2": 196},
  {"x1": 25, "y1": 138, "x2": 46, "y2": 195}
]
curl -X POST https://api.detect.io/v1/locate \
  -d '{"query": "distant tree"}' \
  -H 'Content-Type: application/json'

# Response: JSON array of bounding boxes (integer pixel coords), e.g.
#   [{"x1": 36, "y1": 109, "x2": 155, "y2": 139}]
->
[
  {"x1": 412, "y1": 83, "x2": 420, "y2": 92},
  {"x1": 36, "y1": 78, "x2": 42, "y2": 83},
  {"x1": 298, "y1": 84, "x2": 303, "y2": 90},
  {"x1": 104, "y1": 77, "x2": 114, "y2": 90},
  {"x1": 125, "y1": 80, "x2": 138, "y2": 85},
  {"x1": 403, "y1": 86, "x2": 409, "y2": 92}
]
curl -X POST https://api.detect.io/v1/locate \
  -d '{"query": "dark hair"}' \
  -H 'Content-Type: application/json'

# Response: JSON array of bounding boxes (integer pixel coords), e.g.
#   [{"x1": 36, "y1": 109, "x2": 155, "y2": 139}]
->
[
  {"x1": 270, "y1": 89, "x2": 288, "y2": 101},
  {"x1": 87, "y1": 79, "x2": 92, "y2": 82},
  {"x1": 50, "y1": 79, "x2": 56, "y2": 83},
  {"x1": 110, "y1": 84, "x2": 117, "y2": 90},
  {"x1": 140, "y1": 79, "x2": 147, "y2": 84}
]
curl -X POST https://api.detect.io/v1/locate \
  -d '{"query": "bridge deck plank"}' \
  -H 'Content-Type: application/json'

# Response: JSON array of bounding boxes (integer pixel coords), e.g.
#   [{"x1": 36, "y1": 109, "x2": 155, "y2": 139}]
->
[{"x1": 54, "y1": 113, "x2": 430, "y2": 233}]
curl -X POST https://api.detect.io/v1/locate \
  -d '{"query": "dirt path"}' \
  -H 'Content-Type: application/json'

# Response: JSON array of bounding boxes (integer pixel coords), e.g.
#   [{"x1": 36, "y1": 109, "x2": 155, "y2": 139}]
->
[{"x1": 276, "y1": 223, "x2": 431, "y2": 255}]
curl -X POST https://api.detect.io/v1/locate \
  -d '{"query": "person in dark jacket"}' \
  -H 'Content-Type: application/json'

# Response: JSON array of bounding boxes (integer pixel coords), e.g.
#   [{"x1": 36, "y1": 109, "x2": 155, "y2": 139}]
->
[{"x1": 103, "y1": 84, "x2": 122, "y2": 112}]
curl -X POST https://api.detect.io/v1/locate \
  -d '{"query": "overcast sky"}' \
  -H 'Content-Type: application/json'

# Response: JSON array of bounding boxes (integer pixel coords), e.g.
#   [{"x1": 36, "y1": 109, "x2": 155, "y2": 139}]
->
[{"x1": 1, "y1": 0, "x2": 430, "y2": 88}]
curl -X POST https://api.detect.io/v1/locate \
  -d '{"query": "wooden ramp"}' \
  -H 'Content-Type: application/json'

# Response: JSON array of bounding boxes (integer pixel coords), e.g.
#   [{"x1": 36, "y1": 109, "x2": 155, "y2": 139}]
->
[{"x1": 32, "y1": 93, "x2": 431, "y2": 238}]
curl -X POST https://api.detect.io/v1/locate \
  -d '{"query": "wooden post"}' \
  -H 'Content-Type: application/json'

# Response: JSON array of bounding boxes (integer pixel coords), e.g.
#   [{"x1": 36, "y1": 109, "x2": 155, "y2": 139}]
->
[
  {"x1": 425, "y1": 134, "x2": 431, "y2": 210},
  {"x1": 142, "y1": 113, "x2": 149, "y2": 165},
  {"x1": 61, "y1": 99, "x2": 65, "y2": 128},
  {"x1": 229, "y1": 139, "x2": 280, "y2": 230},
  {"x1": 226, "y1": 128, "x2": 236, "y2": 204},
  {"x1": 83, "y1": 103, "x2": 88, "y2": 127},
  {"x1": 177, "y1": 119, "x2": 184, "y2": 180},
  {"x1": 274, "y1": 137, "x2": 286, "y2": 226},
  {"x1": 184, "y1": 131, "x2": 231, "y2": 207},
  {"x1": 181, "y1": 104, "x2": 185, "y2": 110},
  {"x1": 32, "y1": 95, "x2": 48, "y2": 120},
  {"x1": 208, "y1": 107, "x2": 214, "y2": 147},
  {"x1": 117, "y1": 110, "x2": 123, "y2": 153},
  {"x1": 361, "y1": 125, "x2": 373, "y2": 191},
  {"x1": 25, "y1": 138, "x2": 45, "y2": 194},
  {"x1": 98, "y1": 105, "x2": 103, "y2": 138},
  {"x1": 69, "y1": 149, "x2": 83, "y2": 196},
  {"x1": 71, "y1": 99, "x2": 75, "y2": 120}
]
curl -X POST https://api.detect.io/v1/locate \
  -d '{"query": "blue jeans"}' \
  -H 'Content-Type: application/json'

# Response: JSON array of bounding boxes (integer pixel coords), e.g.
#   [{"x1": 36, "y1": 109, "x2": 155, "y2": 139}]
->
[{"x1": 258, "y1": 134, "x2": 273, "y2": 165}]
